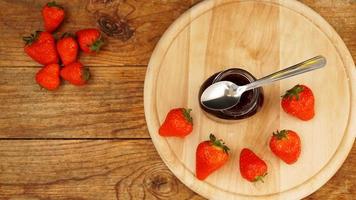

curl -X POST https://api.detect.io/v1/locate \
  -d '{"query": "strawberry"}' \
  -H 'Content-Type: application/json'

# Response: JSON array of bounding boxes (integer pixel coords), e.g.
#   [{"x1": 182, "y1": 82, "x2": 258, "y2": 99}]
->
[
  {"x1": 281, "y1": 84, "x2": 315, "y2": 121},
  {"x1": 23, "y1": 31, "x2": 59, "y2": 65},
  {"x1": 60, "y1": 62, "x2": 90, "y2": 86},
  {"x1": 196, "y1": 134, "x2": 230, "y2": 180},
  {"x1": 57, "y1": 33, "x2": 78, "y2": 65},
  {"x1": 42, "y1": 1, "x2": 65, "y2": 33},
  {"x1": 269, "y1": 130, "x2": 301, "y2": 164},
  {"x1": 76, "y1": 28, "x2": 104, "y2": 53},
  {"x1": 239, "y1": 148, "x2": 267, "y2": 182},
  {"x1": 35, "y1": 63, "x2": 60, "y2": 91},
  {"x1": 159, "y1": 108, "x2": 193, "y2": 137}
]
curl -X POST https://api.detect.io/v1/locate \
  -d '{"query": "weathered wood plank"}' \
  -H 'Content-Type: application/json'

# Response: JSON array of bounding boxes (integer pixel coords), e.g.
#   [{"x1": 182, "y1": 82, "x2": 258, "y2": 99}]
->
[
  {"x1": 0, "y1": 67, "x2": 148, "y2": 138},
  {"x1": 0, "y1": 140, "x2": 204, "y2": 200},
  {"x1": 0, "y1": 140, "x2": 354, "y2": 200},
  {"x1": 0, "y1": 0, "x2": 354, "y2": 67},
  {"x1": 0, "y1": 0, "x2": 200, "y2": 67}
]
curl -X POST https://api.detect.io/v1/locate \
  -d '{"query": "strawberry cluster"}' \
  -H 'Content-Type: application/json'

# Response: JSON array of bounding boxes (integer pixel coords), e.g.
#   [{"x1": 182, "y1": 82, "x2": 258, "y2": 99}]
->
[
  {"x1": 23, "y1": 1, "x2": 104, "y2": 91},
  {"x1": 158, "y1": 84, "x2": 315, "y2": 182}
]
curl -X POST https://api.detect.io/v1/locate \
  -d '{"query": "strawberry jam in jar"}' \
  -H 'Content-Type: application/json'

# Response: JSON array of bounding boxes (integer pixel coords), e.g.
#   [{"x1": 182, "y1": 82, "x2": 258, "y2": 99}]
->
[{"x1": 199, "y1": 68, "x2": 264, "y2": 120}]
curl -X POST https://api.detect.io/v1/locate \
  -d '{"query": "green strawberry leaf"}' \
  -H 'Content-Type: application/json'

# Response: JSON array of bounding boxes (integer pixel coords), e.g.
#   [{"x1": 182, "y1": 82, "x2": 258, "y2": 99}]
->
[
  {"x1": 90, "y1": 37, "x2": 105, "y2": 52},
  {"x1": 61, "y1": 32, "x2": 76, "y2": 39},
  {"x1": 182, "y1": 108, "x2": 193, "y2": 124},
  {"x1": 273, "y1": 130, "x2": 288, "y2": 140},
  {"x1": 47, "y1": 1, "x2": 63, "y2": 9},
  {"x1": 209, "y1": 133, "x2": 230, "y2": 154},
  {"x1": 281, "y1": 84, "x2": 304, "y2": 100},
  {"x1": 23, "y1": 31, "x2": 41, "y2": 45},
  {"x1": 253, "y1": 173, "x2": 267, "y2": 183},
  {"x1": 82, "y1": 67, "x2": 91, "y2": 81}
]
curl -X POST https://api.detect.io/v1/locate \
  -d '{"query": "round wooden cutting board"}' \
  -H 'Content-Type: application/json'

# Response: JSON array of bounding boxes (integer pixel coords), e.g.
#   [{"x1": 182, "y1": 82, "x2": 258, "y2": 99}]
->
[{"x1": 144, "y1": 0, "x2": 356, "y2": 199}]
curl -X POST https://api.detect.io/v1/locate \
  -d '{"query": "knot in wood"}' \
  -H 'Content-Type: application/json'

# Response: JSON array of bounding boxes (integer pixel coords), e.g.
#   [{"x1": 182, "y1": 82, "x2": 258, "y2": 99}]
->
[
  {"x1": 97, "y1": 15, "x2": 134, "y2": 41},
  {"x1": 144, "y1": 170, "x2": 178, "y2": 197}
]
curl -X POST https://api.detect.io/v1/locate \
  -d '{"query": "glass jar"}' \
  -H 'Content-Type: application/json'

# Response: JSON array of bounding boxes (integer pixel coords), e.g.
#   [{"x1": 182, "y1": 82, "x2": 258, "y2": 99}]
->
[{"x1": 198, "y1": 68, "x2": 264, "y2": 120}]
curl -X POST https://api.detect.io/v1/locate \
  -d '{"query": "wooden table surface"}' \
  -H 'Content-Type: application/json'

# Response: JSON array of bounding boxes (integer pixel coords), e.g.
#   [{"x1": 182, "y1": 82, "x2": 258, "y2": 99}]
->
[{"x1": 0, "y1": 0, "x2": 354, "y2": 199}]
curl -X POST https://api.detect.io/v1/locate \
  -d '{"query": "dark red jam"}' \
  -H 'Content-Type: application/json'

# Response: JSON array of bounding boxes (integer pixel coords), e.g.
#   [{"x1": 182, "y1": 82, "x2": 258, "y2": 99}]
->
[{"x1": 199, "y1": 68, "x2": 264, "y2": 120}]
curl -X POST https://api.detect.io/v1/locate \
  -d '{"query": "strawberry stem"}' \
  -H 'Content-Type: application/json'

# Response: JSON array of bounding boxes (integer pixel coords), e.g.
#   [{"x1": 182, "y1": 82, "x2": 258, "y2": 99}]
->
[
  {"x1": 82, "y1": 67, "x2": 91, "y2": 81},
  {"x1": 273, "y1": 130, "x2": 288, "y2": 140},
  {"x1": 61, "y1": 32, "x2": 75, "y2": 39},
  {"x1": 209, "y1": 134, "x2": 230, "y2": 154},
  {"x1": 47, "y1": 1, "x2": 63, "y2": 9},
  {"x1": 23, "y1": 31, "x2": 41, "y2": 45},
  {"x1": 281, "y1": 84, "x2": 304, "y2": 100},
  {"x1": 253, "y1": 173, "x2": 267, "y2": 183},
  {"x1": 90, "y1": 37, "x2": 105, "y2": 52},
  {"x1": 182, "y1": 108, "x2": 193, "y2": 124}
]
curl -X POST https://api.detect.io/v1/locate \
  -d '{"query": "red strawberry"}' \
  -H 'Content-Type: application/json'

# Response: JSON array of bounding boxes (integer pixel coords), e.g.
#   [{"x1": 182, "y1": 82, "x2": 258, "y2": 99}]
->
[
  {"x1": 57, "y1": 33, "x2": 78, "y2": 65},
  {"x1": 281, "y1": 84, "x2": 315, "y2": 121},
  {"x1": 23, "y1": 31, "x2": 59, "y2": 65},
  {"x1": 60, "y1": 62, "x2": 90, "y2": 86},
  {"x1": 35, "y1": 63, "x2": 60, "y2": 91},
  {"x1": 269, "y1": 130, "x2": 301, "y2": 164},
  {"x1": 159, "y1": 108, "x2": 193, "y2": 137},
  {"x1": 42, "y1": 1, "x2": 65, "y2": 33},
  {"x1": 76, "y1": 28, "x2": 104, "y2": 53},
  {"x1": 196, "y1": 134, "x2": 230, "y2": 180},
  {"x1": 239, "y1": 148, "x2": 267, "y2": 182}
]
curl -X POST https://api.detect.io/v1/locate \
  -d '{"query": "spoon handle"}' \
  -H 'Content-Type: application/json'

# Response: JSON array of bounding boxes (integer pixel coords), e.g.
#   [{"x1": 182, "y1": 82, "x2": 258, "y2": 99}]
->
[{"x1": 244, "y1": 55, "x2": 326, "y2": 91}]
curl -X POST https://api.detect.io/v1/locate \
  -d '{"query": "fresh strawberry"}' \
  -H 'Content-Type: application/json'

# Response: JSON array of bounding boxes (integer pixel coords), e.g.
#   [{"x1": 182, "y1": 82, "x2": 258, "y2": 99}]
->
[
  {"x1": 60, "y1": 62, "x2": 90, "y2": 86},
  {"x1": 76, "y1": 28, "x2": 104, "y2": 53},
  {"x1": 269, "y1": 130, "x2": 301, "y2": 164},
  {"x1": 57, "y1": 33, "x2": 78, "y2": 65},
  {"x1": 42, "y1": 1, "x2": 65, "y2": 33},
  {"x1": 159, "y1": 108, "x2": 193, "y2": 137},
  {"x1": 35, "y1": 63, "x2": 60, "y2": 91},
  {"x1": 281, "y1": 84, "x2": 315, "y2": 121},
  {"x1": 239, "y1": 148, "x2": 267, "y2": 182},
  {"x1": 196, "y1": 134, "x2": 230, "y2": 180},
  {"x1": 23, "y1": 31, "x2": 59, "y2": 65}
]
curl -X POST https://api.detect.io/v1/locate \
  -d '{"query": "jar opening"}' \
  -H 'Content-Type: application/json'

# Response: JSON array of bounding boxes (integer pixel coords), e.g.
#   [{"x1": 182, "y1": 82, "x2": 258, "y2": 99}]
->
[
  {"x1": 213, "y1": 68, "x2": 260, "y2": 117},
  {"x1": 198, "y1": 68, "x2": 264, "y2": 120}
]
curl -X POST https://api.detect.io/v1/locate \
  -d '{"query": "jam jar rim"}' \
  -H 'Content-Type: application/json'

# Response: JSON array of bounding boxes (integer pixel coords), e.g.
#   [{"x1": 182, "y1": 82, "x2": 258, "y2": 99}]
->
[{"x1": 211, "y1": 68, "x2": 261, "y2": 117}]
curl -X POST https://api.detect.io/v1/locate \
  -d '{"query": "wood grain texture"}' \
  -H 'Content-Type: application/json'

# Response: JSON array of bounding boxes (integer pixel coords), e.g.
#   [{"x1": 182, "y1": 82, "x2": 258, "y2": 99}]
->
[
  {"x1": 305, "y1": 146, "x2": 356, "y2": 200},
  {"x1": 0, "y1": 0, "x2": 354, "y2": 200},
  {"x1": 0, "y1": 0, "x2": 200, "y2": 67},
  {"x1": 144, "y1": 0, "x2": 355, "y2": 199},
  {"x1": 0, "y1": 140, "x2": 204, "y2": 200},
  {"x1": 0, "y1": 0, "x2": 354, "y2": 67},
  {"x1": 0, "y1": 66, "x2": 148, "y2": 138},
  {"x1": 299, "y1": 0, "x2": 356, "y2": 62},
  {"x1": 0, "y1": 140, "x2": 354, "y2": 200}
]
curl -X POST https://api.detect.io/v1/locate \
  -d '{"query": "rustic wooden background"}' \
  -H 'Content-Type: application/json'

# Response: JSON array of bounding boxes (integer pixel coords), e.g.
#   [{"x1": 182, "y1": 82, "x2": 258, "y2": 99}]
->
[{"x1": 0, "y1": 0, "x2": 354, "y2": 199}]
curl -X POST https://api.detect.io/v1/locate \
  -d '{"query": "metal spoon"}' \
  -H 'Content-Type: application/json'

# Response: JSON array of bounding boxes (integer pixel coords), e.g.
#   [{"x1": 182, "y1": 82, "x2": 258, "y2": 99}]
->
[{"x1": 200, "y1": 55, "x2": 327, "y2": 111}]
